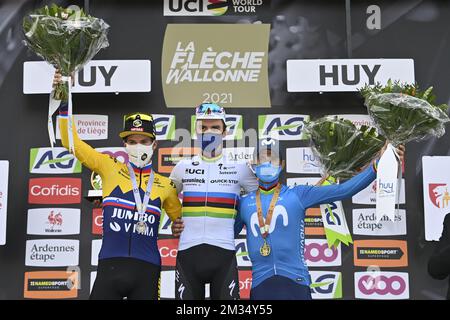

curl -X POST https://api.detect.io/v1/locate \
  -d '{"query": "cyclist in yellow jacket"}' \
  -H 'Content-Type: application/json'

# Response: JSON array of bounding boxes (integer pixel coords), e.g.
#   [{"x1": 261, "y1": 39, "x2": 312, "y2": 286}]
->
[{"x1": 54, "y1": 71, "x2": 181, "y2": 300}]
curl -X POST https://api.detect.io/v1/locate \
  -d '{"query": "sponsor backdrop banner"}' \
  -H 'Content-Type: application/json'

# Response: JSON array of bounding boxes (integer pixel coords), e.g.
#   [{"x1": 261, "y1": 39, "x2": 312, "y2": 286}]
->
[
  {"x1": 422, "y1": 157, "x2": 450, "y2": 241},
  {"x1": 0, "y1": 161, "x2": 9, "y2": 246},
  {"x1": 0, "y1": 0, "x2": 449, "y2": 300}
]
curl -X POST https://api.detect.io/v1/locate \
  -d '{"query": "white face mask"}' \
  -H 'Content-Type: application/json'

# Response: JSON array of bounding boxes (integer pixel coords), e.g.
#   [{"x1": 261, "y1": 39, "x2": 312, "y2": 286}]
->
[{"x1": 125, "y1": 142, "x2": 154, "y2": 168}]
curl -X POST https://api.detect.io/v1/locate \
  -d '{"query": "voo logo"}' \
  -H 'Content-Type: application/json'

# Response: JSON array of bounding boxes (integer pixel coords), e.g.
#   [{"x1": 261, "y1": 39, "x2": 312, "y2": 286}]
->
[
  {"x1": 355, "y1": 272, "x2": 409, "y2": 299},
  {"x1": 305, "y1": 242, "x2": 338, "y2": 263}
]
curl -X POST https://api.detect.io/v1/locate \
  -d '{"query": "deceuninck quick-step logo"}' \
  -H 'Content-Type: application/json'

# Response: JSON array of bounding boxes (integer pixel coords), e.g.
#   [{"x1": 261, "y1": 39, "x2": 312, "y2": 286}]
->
[
  {"x1": 258, "y1": 114, "x2": 310, "y2": 141},
  {"x1": 29, "y1": 148, "x2": 81, "y2": 174},
  {"x1": 191, "y1": 114, "x2": 243, "y2": 140},
  {"x1": 152, "y1": 114, "x2": 176, "y2": 140},
  {"x1": 162, "y1": 24, "x2": 270, "y2": 108},
  {"x1": 309, "y1": 271, "x2": 342, "y2": 299},
  {"x1": 163, "y1": 0, "x2": 271, "y2": 17}
]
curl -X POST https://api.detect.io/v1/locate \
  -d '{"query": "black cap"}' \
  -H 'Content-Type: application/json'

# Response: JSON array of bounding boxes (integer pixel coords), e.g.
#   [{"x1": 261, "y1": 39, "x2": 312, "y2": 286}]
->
[{"x1": 119, "y1": 112, "x2": 156, "y2": 139}]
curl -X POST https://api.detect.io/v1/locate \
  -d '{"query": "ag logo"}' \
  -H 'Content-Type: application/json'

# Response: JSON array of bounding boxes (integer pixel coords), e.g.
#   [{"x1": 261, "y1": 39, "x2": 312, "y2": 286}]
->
[
  {"x1": 235, "y1": 239, "x2": 252, "y2": 267},
  {"x1": 29, "y1": 148, "x2": 81, "y2": 174},
  {"x1": 322, "y1": 202, "x2": 342, "y2": 226},
  {"x1": 310, "y1": 271, "x2": 342, "y2": 299},
  {"x1": 191, "y1": 114, "x2": 243, "y2": 140},
  {"x1": 158, "y1": 210, "x2": 173, "y2": 236},
  {"x1": 152, "y1": 114, "x2": 176, "y2": 140},
  {"x1": 258, "y1": 114, "x2": 310, "y2": 141}
]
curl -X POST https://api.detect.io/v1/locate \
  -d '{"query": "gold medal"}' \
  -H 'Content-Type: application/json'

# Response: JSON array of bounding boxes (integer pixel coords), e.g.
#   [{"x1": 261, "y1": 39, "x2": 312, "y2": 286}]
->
[
  {"x1": 136, "y1": 221, "x2": 147, "y2": 234},
  {"x1": 260, "y1": 239, "x2": 271, "y2": 257},
  {"x1": 256, "y1": 185, "x2": 280, "y2": 258}
]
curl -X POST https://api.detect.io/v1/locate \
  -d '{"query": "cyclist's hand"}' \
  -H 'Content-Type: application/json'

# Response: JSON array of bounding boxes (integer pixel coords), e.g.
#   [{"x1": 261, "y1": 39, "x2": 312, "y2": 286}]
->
[
  {"x1": 52, "y1": 68, "x2": 75, "y2": 87},
  {"x1": 396, "y1": 144, "x2": 406, "y2": 164},
  {"x1": 379, "y1": 142, "x2": 406, "y2": 164},
  {"x1": 53, "y1": 69, "x2": 63, "y2": 88},
  {"x1": 171, "y1": 217, "x2": 184, "y2": 238}
]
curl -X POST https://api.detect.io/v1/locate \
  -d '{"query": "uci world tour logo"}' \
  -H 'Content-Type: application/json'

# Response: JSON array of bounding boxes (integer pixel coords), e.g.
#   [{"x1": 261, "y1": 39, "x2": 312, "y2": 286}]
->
[
  {"x1": 207, "y1": 0, "x2": 228, "y2": 15},
  {"x1": 163, "y1": 0, "x2": 270, "y2": 16}
]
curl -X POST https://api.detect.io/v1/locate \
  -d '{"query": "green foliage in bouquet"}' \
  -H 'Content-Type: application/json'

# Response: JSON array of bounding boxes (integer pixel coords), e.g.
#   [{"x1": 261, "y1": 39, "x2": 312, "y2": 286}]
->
[
  {"x1": 23, "y1": 4, "x2": 109, "y2": 101},
  {"x1": 306, "y1": 116, "x2": 386, "y2": 180},
  {"x1": 360, "y1": 80, "x2": 450, "y2": 145}
]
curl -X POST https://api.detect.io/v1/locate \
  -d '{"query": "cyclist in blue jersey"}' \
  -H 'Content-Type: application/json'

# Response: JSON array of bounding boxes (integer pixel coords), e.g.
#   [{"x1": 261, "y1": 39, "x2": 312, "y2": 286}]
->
[{"x1": 234, "y1": 138, "x2": 405, "y2": 300}]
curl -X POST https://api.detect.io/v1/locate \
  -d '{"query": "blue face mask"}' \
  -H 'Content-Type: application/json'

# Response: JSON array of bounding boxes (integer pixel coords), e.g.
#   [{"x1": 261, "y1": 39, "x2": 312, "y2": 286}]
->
[
  {"x1": 255, "y1": 162, "x2": 282, "y2": 183},
  {"x1": 199, "y1": 132, "x2": 223, "y2": 154}
]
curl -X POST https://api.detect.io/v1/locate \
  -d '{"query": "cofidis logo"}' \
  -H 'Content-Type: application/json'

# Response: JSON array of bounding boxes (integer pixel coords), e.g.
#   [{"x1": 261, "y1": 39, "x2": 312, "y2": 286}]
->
[{"x1": 28, "y1": 178, "x2": 81, "y2": 204}]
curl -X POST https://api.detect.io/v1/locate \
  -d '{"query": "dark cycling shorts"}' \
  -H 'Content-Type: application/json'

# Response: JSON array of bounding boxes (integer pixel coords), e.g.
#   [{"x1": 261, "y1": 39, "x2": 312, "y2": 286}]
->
[
  {"x1": 175, "y1": 244, "x2": 239, "y2": 300},
  {"x1": 90, "y1": 257, "x2": 160, "y2": 300},
  {"x1": 250, "y1": 275, "x2": 312, "y2": 300}
]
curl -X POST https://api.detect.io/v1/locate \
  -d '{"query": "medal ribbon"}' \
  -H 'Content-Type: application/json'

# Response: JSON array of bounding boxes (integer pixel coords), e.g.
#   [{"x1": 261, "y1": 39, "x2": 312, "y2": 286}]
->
[
  {"x1": 126, "y1": 163, "x2": 155, "y2": 224},
  {"x1": 256, "y1": 184, "x2": 282, "y2": 239}
]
